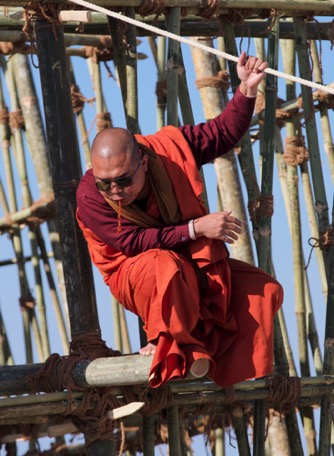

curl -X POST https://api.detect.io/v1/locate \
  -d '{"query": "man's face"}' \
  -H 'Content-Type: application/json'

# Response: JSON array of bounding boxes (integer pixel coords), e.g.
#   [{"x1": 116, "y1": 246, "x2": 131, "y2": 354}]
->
[{"x1": 92, "y1": 148, "x2": 148, "y2": 206}]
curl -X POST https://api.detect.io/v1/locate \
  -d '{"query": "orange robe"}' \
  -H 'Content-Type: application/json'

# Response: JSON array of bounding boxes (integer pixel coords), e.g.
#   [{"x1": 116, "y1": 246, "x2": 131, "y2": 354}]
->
[{"x1": 77, "y1": 126, "x2": 283, "y2": 388}]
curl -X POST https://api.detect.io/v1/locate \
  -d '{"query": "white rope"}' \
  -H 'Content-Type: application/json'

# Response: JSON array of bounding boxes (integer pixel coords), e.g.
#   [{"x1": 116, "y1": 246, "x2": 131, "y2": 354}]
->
[{"x1": 69, "y1": 0, "x2": 334, "y2": 95}]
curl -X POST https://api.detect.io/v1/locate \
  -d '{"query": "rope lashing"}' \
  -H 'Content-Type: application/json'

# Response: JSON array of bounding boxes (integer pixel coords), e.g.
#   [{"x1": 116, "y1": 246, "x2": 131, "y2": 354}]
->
[
  {"x1": 195, "y1": 70, "x2": 230, "y2": 91},
  {"x1": 27, "y1": 334, "x2": 173, "y2": 447},
  {"x1": 283, "y1": 135, "x2": 309, "y2": 166},
  {"x1": 69, "y1": 0, "x2": 334, "y2": 95},
  {"x1": 266, "y1": 374, "x2": 301, "y2": 415}
]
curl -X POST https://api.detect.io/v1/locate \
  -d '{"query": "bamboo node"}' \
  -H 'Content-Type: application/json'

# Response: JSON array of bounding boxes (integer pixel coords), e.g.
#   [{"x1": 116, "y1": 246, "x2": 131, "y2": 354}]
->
[
  {"x1": 195, "y1": 70, "x2": 230, "y2": 91},
  {"x1": 283, "y1": 135, "x2": 309, "y2": 166},
  {"x1": 266, "y1": 374, "x2": 301, "y2": 415}
]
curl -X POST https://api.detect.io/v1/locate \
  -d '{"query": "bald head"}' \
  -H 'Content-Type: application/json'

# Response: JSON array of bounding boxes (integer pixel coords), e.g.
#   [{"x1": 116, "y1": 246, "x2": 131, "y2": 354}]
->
[{"x1": 91, "y1": 127, "x2": 139, "y2": 164}]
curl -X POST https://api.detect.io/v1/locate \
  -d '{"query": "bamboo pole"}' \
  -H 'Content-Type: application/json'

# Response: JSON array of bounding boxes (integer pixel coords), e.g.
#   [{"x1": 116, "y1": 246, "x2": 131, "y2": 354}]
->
[
  {"x1": 4, "y1": 0, "x2": 334, "y2": 13},
  {"x1": 148, "y1": 36, "x2": 167, "y2": 130},
  {"x1": 167, "y1": 405, "x2": 182, "y2": 456},
  {"x1": 0, "y1": 68, "x2": 35, "y2": 365},
  {"x1": 165, "y1": 7, "x2": 181, "y2": 126},
  {"x1": 5, "y1": 58, "x2": 50, "y2": 360},
  {"x1": 309, "y1": 40, "x2": 334, "y2": 182},
  {"x1": 293, "y1": 17, "x2": 330, "y2": 269},
  {"x1": 281, "y1": 35, "x2": 317, "y2": 456},
  {"x1": 125, "y1": 6, "x2": 139, "y2": 133},
  {"x1": 12, "y1": 53, "x2": 70, "y2": 333},
  {"x1": 2, "y1": 20, "x2": 334, "y2": 42},
  {"x1": 190, "y1": 36, "x2": 254, "y2": 263}
]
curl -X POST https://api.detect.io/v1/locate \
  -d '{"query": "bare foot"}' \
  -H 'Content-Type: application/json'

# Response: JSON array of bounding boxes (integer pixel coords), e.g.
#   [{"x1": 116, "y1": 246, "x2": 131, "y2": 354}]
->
[
  {"x1": 139, "y1": 342, "x2": 156, "y2": 356},
  {"x1": 190, "y1": 358, "x2": 210, "y2": 378}
]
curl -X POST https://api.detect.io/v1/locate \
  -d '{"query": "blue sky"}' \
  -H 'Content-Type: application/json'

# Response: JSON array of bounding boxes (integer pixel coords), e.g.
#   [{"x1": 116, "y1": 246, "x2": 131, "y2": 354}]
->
[{"x1": 0, "y1": 21, "x2": 333, "y2": 454}]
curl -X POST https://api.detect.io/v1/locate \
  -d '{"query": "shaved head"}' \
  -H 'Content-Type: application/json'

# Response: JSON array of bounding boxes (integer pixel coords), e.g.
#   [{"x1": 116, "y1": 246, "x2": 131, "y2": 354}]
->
[{"x1": 91, "y1": 128, "x2": 139, "y2": 164}]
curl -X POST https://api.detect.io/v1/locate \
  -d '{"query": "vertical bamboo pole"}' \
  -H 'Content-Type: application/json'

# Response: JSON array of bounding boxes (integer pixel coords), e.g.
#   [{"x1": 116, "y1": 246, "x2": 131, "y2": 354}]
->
[
  {"x1": 12, "y1": 53, "x2": 69, "y2": 330},
  {"x1": 142, "y1": 414, "x2": 155, "y2": 456},
  {"x1": 293, "y1": 17, "x2": 329, "y2": 268},
  {"x1": 281, "y1": 35, "x2": 317, "y2": 455},
  {"x1": 166, "y1": 7, "x2": 181, "y2": 126},
  {"x1": 148, "y1": 36, "x2": 167, "y2": 130},
  {"x1": 0, "y1": 311, "x2": 14, "y2": 366},
  {"x1": 190, "y1": 37, "x2": 254, "y2": 263},
  {"x1": 220, "y1": 19, "x2": 261, "y2": 250},
  {"x1": 5, "y1": 58, "x2": 50, "y2": 360},
  {"x1": 0, "y1": 69, "x2": 34, "y2": 364},
  {"x1": 33, "y1": 16, "x2": 100, "y2": 340},
  {"x1": 125, "y1": 6, "x2": 139, "y2": 134},
  {"x1": 34, "y1": 16, "x2": 115, "y2": 453},
  {"x1": 167, "y1": 405, "x2": 182, "y2": 456}
]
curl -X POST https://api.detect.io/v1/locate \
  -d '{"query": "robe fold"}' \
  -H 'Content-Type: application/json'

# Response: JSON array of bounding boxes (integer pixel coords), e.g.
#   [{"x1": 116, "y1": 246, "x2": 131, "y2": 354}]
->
[{"x1": 77, "y1": 125, "x2": 283, "y2": 388}]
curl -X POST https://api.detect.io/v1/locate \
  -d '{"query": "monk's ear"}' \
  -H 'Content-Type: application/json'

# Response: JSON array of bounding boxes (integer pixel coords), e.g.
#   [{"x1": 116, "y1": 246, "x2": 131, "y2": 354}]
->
[{"x1": 142, "y1": 154, "x2": 149, "y2": 171}]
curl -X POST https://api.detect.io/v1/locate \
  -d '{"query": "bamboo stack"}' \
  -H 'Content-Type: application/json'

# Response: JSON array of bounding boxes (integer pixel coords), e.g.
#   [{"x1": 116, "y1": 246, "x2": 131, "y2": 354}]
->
[{"x1": 0, "y1": 2, "x2": 333, "y2": 455}]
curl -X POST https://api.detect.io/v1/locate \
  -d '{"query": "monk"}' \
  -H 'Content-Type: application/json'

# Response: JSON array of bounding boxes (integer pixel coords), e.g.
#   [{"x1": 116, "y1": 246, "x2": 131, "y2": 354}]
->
[{"x1": 76, "y1": 52, "x2": 283, "y2": 388}]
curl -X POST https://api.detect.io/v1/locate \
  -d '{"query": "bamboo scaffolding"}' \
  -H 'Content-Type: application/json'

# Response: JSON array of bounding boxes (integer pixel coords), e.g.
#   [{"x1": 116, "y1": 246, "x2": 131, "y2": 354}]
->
[
  {"x1": 0, "y1": 3, "x2": 333, "y2": 456},
  {"x1": 2, "y1": 19, "x2": 334, "y2": 41},
  {"x1": 3, "y1": 0, "x2": 334, "y2": 13}
]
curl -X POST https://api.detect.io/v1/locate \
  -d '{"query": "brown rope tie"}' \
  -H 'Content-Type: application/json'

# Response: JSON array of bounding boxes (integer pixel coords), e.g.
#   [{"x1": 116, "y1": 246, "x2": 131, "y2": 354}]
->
[
  {"x1": 283, "y1": 135, "x2": 309, "y2": 167},
  {"x1": 313, "y1": 89, "x2": 334, "y2": 110},
  {"x1": 248, "y1": 194, "x2": 274, "y2": 227},
  {"x1": 96, "y1": 112, "x2": 113, "y2": 132},
  {"x1": 155, "y1": 80, "x2": 167, "y2": 105},
  {"x1": 266, "y1": 374, "x2": 301, "y2": 415},
  {"x1": 0, "y1": 41, "x2": 29, "y2": 56},
  {"x1": 70, "y1": 84, "x2": 95, "y2": 114},
  {"x1": 137, "y1": 0, "x2": 165, "y2": 17},
  {"x1": 198, "y1": 0, "x2": 219, "y2": 20},
  {"x1": 195, "y1": 70, "x2": 230, "y2": 91},
  {"x1": 0, "y1": 107, "x2": 9, "y2": 125},
  {"x1": 9, "y1": 109, "x2": 25, "y2": 132},
  {"x1": 83, "y1": 45, "x2": 114, "y2": 63},
  {"x1": 19, "y1": 296, "x2": 36, "y2": 312}
]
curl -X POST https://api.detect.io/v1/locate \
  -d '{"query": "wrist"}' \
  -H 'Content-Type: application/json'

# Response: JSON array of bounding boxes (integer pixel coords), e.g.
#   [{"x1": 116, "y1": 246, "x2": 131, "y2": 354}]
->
[
  {"x1": 239, "y1": 81, "x2": 258, "y2": 98},
  {"x1": 188, "y1": 219, "x2": 196, "y2": 240}
]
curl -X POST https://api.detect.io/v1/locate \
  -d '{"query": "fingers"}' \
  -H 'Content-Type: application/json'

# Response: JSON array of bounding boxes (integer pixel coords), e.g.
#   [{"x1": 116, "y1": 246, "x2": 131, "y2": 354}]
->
[
  {"x1": 238, "y1": 53, "x2": 268, "y2": 73},
  {"x1": 218, "y1": 212, "x2": 243, "y2": 243}
]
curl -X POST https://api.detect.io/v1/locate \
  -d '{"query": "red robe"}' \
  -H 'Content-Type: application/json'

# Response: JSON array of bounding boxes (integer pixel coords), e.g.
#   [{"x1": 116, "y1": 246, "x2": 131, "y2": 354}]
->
[{"x1": 77, "y1": 126, "x2": 283, "y2": 388}]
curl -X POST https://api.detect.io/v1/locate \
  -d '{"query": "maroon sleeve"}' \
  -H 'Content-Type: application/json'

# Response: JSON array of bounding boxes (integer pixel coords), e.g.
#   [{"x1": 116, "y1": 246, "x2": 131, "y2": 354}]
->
[
  {"x1": 179, "y1": 87, "x2": 256, "y2": 167},
  {"x1": 76, "y1": 169, "x2": 191, "y2": 257}
]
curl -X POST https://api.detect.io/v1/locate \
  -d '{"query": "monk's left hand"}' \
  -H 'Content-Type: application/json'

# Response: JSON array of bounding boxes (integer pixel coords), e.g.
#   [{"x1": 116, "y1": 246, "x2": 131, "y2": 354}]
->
[{"x1": 237, "y1": 51, "x2": 268, "y2": 97}]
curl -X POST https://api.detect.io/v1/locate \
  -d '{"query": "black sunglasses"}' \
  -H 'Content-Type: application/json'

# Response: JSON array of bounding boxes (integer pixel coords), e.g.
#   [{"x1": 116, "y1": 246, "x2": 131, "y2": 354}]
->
[{"x1": 95, "y1": 158, "x2": 142, "y2": 192}]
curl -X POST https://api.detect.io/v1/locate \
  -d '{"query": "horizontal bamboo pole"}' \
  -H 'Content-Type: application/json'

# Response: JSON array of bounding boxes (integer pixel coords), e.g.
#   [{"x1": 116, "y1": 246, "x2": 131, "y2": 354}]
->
[
  {"x1": 1, "y1": 19, "x2": 334, "y2": 41},
  {"x1": 0, "y1": 196, "x2": 54, "y2": 230},
  {"x1": 2, "y1": 0, "x2": 334, "y2": 13},
  {"x1": 1, "y1": 353, "x2": 334, "y2": 395}
]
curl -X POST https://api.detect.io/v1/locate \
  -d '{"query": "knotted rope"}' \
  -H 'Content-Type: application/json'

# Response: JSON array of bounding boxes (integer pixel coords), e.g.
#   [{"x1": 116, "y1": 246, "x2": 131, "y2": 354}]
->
[
  {"x1": 9, "y1": 109, "x2": 25, "y2": 132},
  {"x1": 27, "y1": 334, "x2": 172, "y2": 447},
  {"x1": 138, "y1": 0, "x2": 165, "y2": 17}
]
